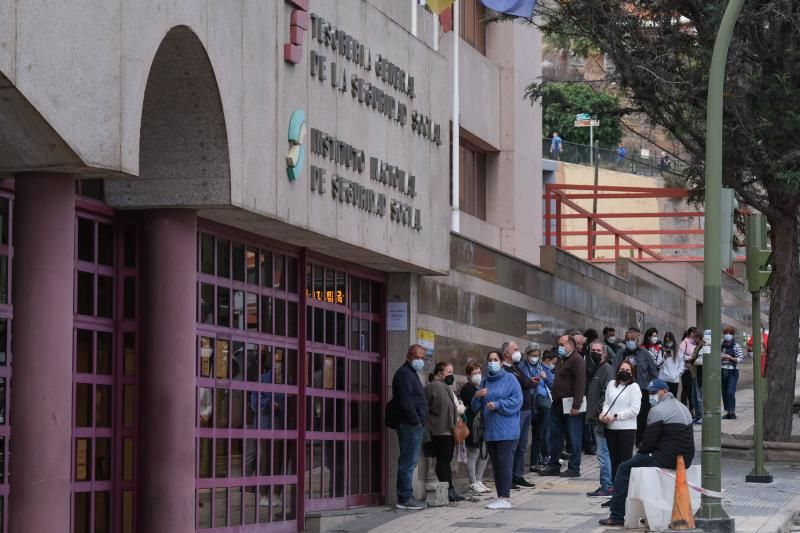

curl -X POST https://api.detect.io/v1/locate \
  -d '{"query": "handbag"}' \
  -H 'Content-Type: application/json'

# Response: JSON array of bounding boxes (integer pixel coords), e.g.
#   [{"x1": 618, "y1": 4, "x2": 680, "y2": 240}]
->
[
  {"x1": 596, "y1": 383, "x2": 629, "y2": 437},
  {"x1": 452, "y1": 414, "x2": 470, "y2": 444}
]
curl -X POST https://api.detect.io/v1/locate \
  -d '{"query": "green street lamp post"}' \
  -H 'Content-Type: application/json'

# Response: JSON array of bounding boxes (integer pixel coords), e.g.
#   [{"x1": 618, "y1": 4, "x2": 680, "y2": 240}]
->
[{"x1": 697, "y1": 0, "x2": 744, "y2": 530}]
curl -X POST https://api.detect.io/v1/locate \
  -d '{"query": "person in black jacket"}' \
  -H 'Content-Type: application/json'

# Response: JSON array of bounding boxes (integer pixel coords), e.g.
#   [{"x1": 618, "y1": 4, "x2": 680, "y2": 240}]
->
[
  {"x1": 599, "y1": 379, "x2": 694, "y2": 526},
  {"x1": 390, "y1": 344, "x2": 428, "y2": 510}
]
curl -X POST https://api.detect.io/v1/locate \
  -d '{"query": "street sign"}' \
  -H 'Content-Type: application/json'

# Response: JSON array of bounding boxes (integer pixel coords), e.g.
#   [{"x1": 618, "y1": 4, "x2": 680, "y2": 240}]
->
[
  {"x1": 575, "y1": 113, "x2": 591, "y2": 120},
  {"x1": 574, "y1": 119, "x2": 600, "y2": 127}
]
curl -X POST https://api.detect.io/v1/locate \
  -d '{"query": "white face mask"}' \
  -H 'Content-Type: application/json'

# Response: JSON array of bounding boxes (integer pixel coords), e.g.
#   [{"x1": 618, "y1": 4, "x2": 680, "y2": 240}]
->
[
  {"x1": 607, "y1": 336, "x2": 616, "y2": 344},
  {"x1": 470, "y1": 374, "x2": 482, "y2": 385},
  {"x1": 723, "y1": 334, "x2": 733, "y2": 342},
  {"x1": 544, "y1": 362, "x2": 555, "y2": 370},
  {"x1": 511, "y1": 350, "x2": 522, "y2": 363},
  {"x1": 650, "y1": 336, "x2": 659, "y2": 344},
  {"x1": 528, "y1": 356, "x2": 540, "y2": 365}
]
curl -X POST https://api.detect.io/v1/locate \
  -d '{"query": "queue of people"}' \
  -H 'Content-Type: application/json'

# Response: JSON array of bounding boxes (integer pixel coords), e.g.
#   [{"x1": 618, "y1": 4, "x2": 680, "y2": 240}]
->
[{"x1": 388, "y1": 323, "x2": 744, "y2": 515}]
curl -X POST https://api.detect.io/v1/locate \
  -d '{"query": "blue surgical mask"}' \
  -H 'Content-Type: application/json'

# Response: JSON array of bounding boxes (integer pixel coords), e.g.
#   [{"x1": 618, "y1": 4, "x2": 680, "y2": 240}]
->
[
  {"x1": 650, "y1": 336, "x2": 658, "y2": 344},
  {"x1": 487, "y1": 361, "x2": 502, "y2": 375},
  {"x1": 626, "y1": 340, "x2": 637, "y2": 351},
  {"x1": 665, "y1": 341, "x2": 674, "y2": 348},
  {"x1": 410, "y1": 359, "x2": 424, "y2": 371},
  {"x1": 557, "y1": 346, "x2": 566, "y2": 357},
  {"x1": 544, "y1": 363, "x2": 555, "y2": 370},
  {"x1": 649, "y1": 394, "x2": 659, "y2": 406},
  {"x1": 723, "y1": 334, "x2": 733, "y2": 342}
]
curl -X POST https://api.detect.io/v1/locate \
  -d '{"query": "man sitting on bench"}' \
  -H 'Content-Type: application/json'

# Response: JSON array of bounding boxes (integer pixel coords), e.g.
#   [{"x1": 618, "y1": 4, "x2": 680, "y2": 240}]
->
[{"x1": 599, "y1": 378, "x2": 695, "y2": 527}]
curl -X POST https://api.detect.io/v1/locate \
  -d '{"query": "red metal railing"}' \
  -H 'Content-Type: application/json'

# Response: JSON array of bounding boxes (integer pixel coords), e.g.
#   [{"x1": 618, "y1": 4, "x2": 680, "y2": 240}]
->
[{"x1": 543, "y1": 184, "x2": 706, "y2": 262}]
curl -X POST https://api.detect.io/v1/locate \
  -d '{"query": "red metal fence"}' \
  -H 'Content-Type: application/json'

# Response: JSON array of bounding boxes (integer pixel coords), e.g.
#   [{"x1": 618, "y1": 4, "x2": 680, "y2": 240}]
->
[{"x1": 543, "y1": 184, "x2": 706, "y2": 262}]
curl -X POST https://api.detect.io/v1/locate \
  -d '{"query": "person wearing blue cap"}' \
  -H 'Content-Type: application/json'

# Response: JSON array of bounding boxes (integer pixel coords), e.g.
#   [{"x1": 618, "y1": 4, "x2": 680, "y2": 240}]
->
[{"x1": 599, "y1": 378, "x2": 694, "y2": 526}]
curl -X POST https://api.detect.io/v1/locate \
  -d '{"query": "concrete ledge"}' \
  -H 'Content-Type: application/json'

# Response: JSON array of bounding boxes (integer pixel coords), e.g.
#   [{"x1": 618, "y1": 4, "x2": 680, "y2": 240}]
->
[
  {"x1": 304, "y1": 506, "x2": 393, "y2": 533},
  {"x1": 753, "y1": 498, "x2": 800, "y2": 533},
  {"x1": 721, "y1": 434, "x2": 800, "y2": 462}
]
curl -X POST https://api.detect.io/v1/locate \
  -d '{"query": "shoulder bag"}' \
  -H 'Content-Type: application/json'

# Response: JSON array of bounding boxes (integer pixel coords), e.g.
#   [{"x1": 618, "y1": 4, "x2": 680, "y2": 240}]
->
[{"x1": 596, "y1": 383, "x2": 629, "y2": 437}]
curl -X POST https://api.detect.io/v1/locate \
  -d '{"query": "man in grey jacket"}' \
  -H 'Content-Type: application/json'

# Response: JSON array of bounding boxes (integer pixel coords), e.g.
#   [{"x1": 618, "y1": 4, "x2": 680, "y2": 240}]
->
[
  {"x1": 613, "y1": 328, "x2": 659, "y2": 445},
  {"x1": 599, "y1": 379, "x2": 694, "y2": 526}
]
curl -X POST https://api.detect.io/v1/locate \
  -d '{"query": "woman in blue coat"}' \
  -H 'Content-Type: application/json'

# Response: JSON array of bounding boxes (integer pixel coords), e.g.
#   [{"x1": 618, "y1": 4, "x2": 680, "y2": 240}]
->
[{"x1": 471, "y1": 350, "x2": 523, "y2": 510}]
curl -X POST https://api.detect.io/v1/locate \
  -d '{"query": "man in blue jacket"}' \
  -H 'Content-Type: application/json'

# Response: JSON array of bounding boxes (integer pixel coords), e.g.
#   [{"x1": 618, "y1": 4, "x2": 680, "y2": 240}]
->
[{"x1": 390, "y1": 344, "x2": 428, "y2": 510}]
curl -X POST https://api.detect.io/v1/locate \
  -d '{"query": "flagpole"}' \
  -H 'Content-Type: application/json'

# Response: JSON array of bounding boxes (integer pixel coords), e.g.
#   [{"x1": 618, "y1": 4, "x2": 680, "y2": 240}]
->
[
  {"x1": 451, "y1": 0, "x2": 460, "y2": 233},
  {"x1": 411, "y1": 0, "x2": 418, "y2": 37}
]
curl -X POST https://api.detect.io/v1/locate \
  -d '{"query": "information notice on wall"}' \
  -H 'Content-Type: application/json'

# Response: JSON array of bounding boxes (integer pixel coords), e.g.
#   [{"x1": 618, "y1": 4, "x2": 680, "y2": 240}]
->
[
  {"x1": 387, "y1": 302, "x2": 408, "y2": 331},
  {"x1": 417, "y1": 328, "x2": 434, "y2": 358}
]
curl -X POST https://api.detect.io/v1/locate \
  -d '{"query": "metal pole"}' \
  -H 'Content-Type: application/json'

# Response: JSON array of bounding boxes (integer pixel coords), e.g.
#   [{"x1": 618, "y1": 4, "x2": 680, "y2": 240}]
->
[
  {"x1": 591, "y1": 140, "x2": 600, "y2": 260},
  {"x1": 746, "y1": 292, "x2": 772, "y2": 483},
  {"x1": 450, "y1": 0, "x2": 459, "y2": 232},
  {"x1": 589, "y1": 124, "x2": 594, "y2": 166},
  {"x1": 697, "y1": 0, "x2": 744, "y2": 529}
]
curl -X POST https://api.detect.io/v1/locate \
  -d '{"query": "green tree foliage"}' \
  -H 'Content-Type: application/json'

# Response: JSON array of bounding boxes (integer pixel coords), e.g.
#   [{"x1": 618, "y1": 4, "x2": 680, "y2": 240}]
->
[
  {"x1": 496, "y1": 1, "x2": 800, "y2": 440},
  {"x1": 541, "y1": 83, "x2": 623, "y2": 148}
]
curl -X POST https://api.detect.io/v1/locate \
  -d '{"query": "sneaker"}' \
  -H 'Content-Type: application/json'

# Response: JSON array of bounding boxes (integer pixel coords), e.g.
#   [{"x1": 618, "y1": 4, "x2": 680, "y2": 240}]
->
[
  {"x1": 722, "y1": 413, "x2": 732, "y2": 420},
  {"x1": 512, "y1": 477, "x2": 535, "y2": 488},
  {"x1": 470, "y1": 482, "x2": 489, "y2": 494},
  {"x1": 560, "y1": 469, "x2": 580, "y2": 478},
  {"x1": 511, "y1": 483, "x2": 520, "y2": 490},
  {"x1": 601, "y1": 499, "x2": 612, "y2": 507},
  {"x1": 537, "y1": 466, "x2": 562, "y2": 476},
  {"x1": 587, "y1": 487, "x2": 613, "y2": 497},
  {"x1": 694, "y1": 418, "x2": 703, "y2": 425},
  {"x1": 730, "y1": 413, "x2": 737, "y2": 420},
  {"x1": 599, "y1": 517, "x2": 624, "y2": 526},
  {"x1": 485, "y1": 498, "x2": 512, "y2": 510},
  {"x1": 477, "y1": 481, "x2": 490, "y2": 492},
  {"x1": 396, "y1": 496, "x2": 426, "y2": 510}
]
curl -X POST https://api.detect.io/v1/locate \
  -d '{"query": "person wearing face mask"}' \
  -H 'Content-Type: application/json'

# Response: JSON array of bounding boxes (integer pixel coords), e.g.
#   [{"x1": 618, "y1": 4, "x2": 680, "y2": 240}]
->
[
  {"x1": 720, "y1": 326, "x2": 744, "y2": 419},
  {"x1": 501, "y1": 341, "x2": 537, "y2": 488},
  {"x1": 388, "y1": 344, "x2": 428, "y2": 510},
  {"x1": 658, "y1": 331, "x2": 683, "y2": 396},
  {"x1": 530, "y1": 350, "x2": 556, "y2": 471},
  {"x1": 603, "y1": 326, "x2": 623, "y2": 356},
  {"x1": 460, "y1": 361, "x2": 490, "y2": 494},
  {"x1": 425, "y1": 361, "x2": 464, "y2": 502},
  {"x1": 585, "y1": 341, "x2": 616, "y2": 497},
  {"x1": 678, "y1": 327, "x2": 699, "y2": 420},
  {"x1": 539, "y1": 335, "x2": 586, "y2": 477},
  {"x1": 613, "y1": 328, "x2": 659, "y2": 446},
  {"x1": 599, "y1": 379, "x2": 694, "y2": 527},
  {"x1": 642, "y1": 327, "x2": 664, "y2": 370},
  {"x1": 471, "y1": 351, "x2": 523, "y2": 509},
  {"x1": 599, "y1": 361, "x2": 640, "y2": 488}
]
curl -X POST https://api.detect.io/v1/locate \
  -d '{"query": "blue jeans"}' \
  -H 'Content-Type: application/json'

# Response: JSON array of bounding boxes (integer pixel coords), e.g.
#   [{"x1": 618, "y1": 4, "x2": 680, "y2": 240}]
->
[
  {"x1": 722, "y1": 368, "x2": 739, "y2": 413},
  {"x1": 530, "y1": 405, "x2": 550, "y2": 465},
  {"x1": 488, "y1": 440, "x2": 516, "y2": 498},
  {"x1": 396, "y1": 424, "x2": 424, "y2": 501},
  {"x1": 595, "y1": 425, "x2": 612, "y2": 490},
  {"x1": 547, "y1": 401, "x2": 583, "y2": 472},
  {"x1": 513, "y1": 409, "x2": 533, "y2": 478},
  {"x1": 692, "y1": 370, "x2": 703, "y2": 419},
  {"x1": 610, "y1": 453, "x2": 659, "y2": 520}
]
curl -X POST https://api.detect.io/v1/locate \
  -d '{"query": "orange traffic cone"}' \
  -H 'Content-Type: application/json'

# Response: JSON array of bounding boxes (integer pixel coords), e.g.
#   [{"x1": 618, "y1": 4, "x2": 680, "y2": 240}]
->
[{"x1": 668, "y1": 455, "x2": 695, "y2": 530}]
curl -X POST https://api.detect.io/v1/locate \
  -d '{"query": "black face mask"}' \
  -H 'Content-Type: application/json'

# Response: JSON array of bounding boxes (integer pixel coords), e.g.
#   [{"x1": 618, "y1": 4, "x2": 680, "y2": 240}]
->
[
  {"x1": 591, "y1": 352, "x2": 602, "y2": 364},
  {"x1": 617, "y1": 370, "x2": 632, "y2": 382},
  {"x1": 444, "y1": 375, "x2": 455, "y2": 386}
]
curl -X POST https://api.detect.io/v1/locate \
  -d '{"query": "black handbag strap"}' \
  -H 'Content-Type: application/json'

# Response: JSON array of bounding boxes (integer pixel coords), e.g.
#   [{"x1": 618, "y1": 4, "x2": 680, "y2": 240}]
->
[{"x1": 600, "y1": 383, "x2": 630, "y2": 419}]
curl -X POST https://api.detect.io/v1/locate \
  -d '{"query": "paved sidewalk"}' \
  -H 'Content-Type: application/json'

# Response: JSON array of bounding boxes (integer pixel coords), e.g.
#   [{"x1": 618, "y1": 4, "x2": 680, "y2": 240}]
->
[{"x1": 345, "y1": 369, "x2": 800, "y2": 532}]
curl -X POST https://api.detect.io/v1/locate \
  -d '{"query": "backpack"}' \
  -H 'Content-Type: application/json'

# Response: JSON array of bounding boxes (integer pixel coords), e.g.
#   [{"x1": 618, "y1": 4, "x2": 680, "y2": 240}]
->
[{"x1": 384, "y1": 397, "x2": 400, "y2": 429}]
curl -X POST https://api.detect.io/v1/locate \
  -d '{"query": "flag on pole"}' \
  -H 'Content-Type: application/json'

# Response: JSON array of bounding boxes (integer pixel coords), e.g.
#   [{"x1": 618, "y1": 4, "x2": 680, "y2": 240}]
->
[
  {"x1": 426, "y1": 0, "x2": 456, "y2": 15},
  {"x1": 439, "y1": 6, "x2": 453, "y2": 33},
  {"x1": 479, "y1": 0, "x2": 536, "y2": 17}
]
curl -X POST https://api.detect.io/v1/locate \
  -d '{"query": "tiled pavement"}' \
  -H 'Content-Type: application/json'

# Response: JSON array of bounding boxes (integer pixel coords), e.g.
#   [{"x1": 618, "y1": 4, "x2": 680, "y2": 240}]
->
[{"x1": 336, "y1": 367, "x2": 800, "y2": 532}]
